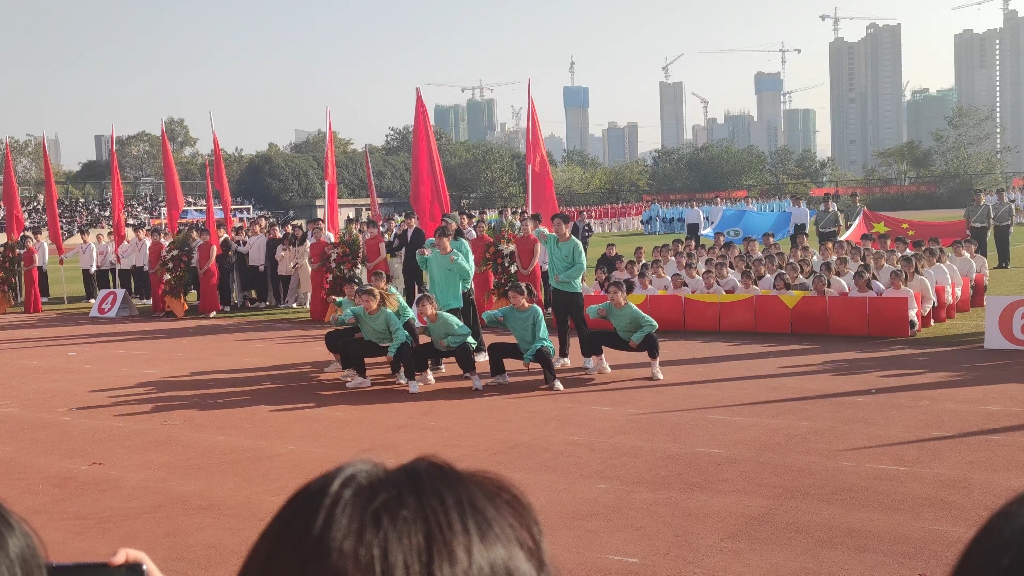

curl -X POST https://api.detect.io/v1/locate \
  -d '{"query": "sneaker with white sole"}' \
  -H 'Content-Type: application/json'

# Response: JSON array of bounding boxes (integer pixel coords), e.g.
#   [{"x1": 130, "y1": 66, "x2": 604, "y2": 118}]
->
[
  {"x1": 586, "y1": 361, "x2": 612, "y2": 375},
  {"x1": 346, "y1": 377, "x2": 372, "y2": 389},
  {"x1": 582, "y1": 358, "x2": 594, "y2": 370},
  {"x1": 473, "y1": 351, "x2": 488, "y2": 362},
  {"x1": 552, "y1": 379, "x2": 564, "y2": 391},
  {"x1": 396, "y1": 372, "x2": 408, "y2": 385},
  {"x1": 651, "y1": 367, "x2": 664, "y2": 381},
  {"x1": 323, "y1": 362, "x2": 346, "y2": 373},
  {"x1": 487, "y1": 374, "x2": 509, "y2": 385},
  {"x1": 421, "y1": 370, "x2": 436, "y2": 385},
  {"x1": 553, "y1": 357, "x2": 570, "y2": 368},
  {"x1": 471, "y1": 375, "x2": 484, "y2": 391},
  {"x1": 435, "y1": 364, "x2": 446, "y2": 373},
  {"x1": 408, "y1": 381, "x2": 420, "y2": 394}
]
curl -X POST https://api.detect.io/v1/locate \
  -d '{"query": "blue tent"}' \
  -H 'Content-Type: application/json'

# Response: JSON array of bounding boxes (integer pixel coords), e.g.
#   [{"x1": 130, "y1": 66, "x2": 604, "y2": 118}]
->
[{"x1": 701, "y1": 209, "x2": 815, "y2": 241}]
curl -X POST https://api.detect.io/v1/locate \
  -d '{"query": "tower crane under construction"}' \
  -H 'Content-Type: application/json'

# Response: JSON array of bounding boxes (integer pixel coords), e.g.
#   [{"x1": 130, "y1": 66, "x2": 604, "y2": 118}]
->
[
  {"x1": 819, "y1": 8, "x2": 895, "y2": 39},
  {"x1": 424, "y1": 79, "x2": 520, "y2": 100},
  {"x1": 782, "y1": 83, "x2": 825, "y2": 109},
  {"x1": 691, "y1": 92, "x2": 710, "y2": 130},
  {"x1": 699, "y1": 42, "x2": 802, "y2": 80},
  {"x1": 952, "y1": 0, "x2": 1012, "y2": 13},
  {"x1": 661, "y1": 52, "x2": 684, "y2": 82}
]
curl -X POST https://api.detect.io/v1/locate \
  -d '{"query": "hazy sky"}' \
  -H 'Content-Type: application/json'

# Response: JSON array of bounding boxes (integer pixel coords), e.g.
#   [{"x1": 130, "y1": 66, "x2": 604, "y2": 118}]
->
[{"x1": 1, "y1": 0, "x2": 1008, "y2": 167}]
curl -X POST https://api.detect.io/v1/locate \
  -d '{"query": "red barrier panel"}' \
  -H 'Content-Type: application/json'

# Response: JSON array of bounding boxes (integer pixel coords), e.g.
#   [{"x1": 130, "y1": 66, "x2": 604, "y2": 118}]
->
[
  {"x1": 971, "y1": 274, "x2": 986, "y2": 308},
  {"x1": 916, "y1": 293, "x2": 927, "y2": 329},
  {"x1": 957, "y1": 277, "x2": 971, "y2": 313},
  {"x1": 946, "y1": 285, "x2": 957, "y2": 319},
  {"x1": 792, "y1": 296, "x2": 829, "y2": 335},
  {"x1": 719, "y1": 296, "x2": 756, "y2": 332},
  {"x1": 828, "y1": 296, "x2": 869, "y2": 336},
  {"x1": 754, "y1": 295, "x2": 792, "y2": 334},
  {"x1": 933, "y1": 286, "x2": 948, "y2": 323},
  {"x1": 648, "y1": 295, "x2": 684, "y2": 331},
  {"x1": 683, "y1": 296, "x2": 720, "y2": 332},
  {"x1": 868, "y1": 297, "x2": 911, "y2": 337},
  {"x1": 627, "y1": 294, "x2": 652, "y2": 314},
  {"x1": 583, "y1": 294, "x2": 613, "y2": 330}
]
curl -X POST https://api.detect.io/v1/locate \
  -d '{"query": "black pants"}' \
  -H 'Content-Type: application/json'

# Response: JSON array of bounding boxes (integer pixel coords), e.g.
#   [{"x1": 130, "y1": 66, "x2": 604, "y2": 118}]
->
[
  {"x1": 790, "y1": 223, "x2": 807, "y2": 246},
  {"x1": 970, "y1": 226, "x2": 989, "y2": 258},
  {"x1": 249, "y1": 265, "x2": 268, "y2": 303},
  {"x1": 403, "y1": 266, "x2": 426, "y2": 306},
  {"x1": 819, "y1": 230, "x2": 838, "y2": 244},
  {"x1": 414, "y1": 342, "x2": 477, "y2": 374},
  {"x1": 325, "y1": 327, "x2": 361, "y2": 368},
  {"x1": 81, "y1": 269, "x2": 98, "y2": 300},
  {"x1": 686, "y1": 223, "x2": 701, "y2": 240},
  {"x1": 108, "y1": 268, "x2": 117, "y2": 289},
  {"x1": 487, "y1": 342, "x2": 556, "y2": 386},
  {"x1": 461, "y1": 288, "x2": 485, "y2": 353},
  {"x1": 994, "y1": 224, "x2": 1012, "y2": 266},
  {"x1": 132, "y1": 266, "x2": 151, "y2": 300},
  {"x1": 189, "y1": 267, "x2": 200, "y2": 298},
  {"x1": 540, "y1": 270, "x2": 552, "y2": 311},
  {"x1": 118, "y1": 269, "x2": 134, "y2": 294},
  {"x1": 218, "y1": 265, "x2": 233, "y2": 307},
  {"x1": 589, "y1": 330, "x2": 660, "y2": 360},
  {"x1": 97, "y1": 268, "x2": 111, "y2": 290},
  {"x1": 346, "y1": 340, "x2": 415, "y2": 380},
  {"x1": 269, "y1": 270, "x2": 281, "y2": 304},
  {"x1": 38, "y1": 269, "x2": 50, "y2": 298},
  {"x1": 551, "y1": 288, "x2": 589, "y2": 358}
]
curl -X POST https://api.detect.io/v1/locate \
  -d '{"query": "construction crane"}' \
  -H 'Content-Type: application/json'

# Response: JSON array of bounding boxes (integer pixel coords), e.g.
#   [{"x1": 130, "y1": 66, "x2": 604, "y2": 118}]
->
[
  {"x1": 691, "y1": 92, "x2": 710, "y2": 129},
  {"x1": 424, "y1": 79, "x2": 521, "y2": 100},
  {"x1": 661, "y1": 52, "x2": 685, "y2": 82},
  {"x1": 569, "y1": 56, "x2": 576, "y2": 86},
  {"x1": 819, "y1": 8, "x2": 896, "y2": 39},
  {"x1": 952, "y1": 0, "x2": 1011, "y2": 13},
  {"x1": 782, "y1": 83, "x2": 825, "y2": 109},
  {"x1": 699, "y1": 42, "x2": 802, "y2": 80}
]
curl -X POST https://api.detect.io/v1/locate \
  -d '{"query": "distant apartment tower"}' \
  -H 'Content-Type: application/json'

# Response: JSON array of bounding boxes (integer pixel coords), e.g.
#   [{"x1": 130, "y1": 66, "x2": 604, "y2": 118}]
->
[
  {"x1": 724, "y1": 112, "x2": 755, "y2": 149},
  {"x1": 954, "y1": 27, "x2": 999, "y2": 139},
  {"x1": 544, "y1": 133, "x2": 566, "y2": 161},
  {"x1": 829, "y1": 23, "x2": 905, "y2": 175},
  {"x1": 466, "y1": 98, "x2": 498, "y2": 143},
  {"x1": 563, "y1": 86, "x2": 590, "y2": 153},
  {"x1": 659, "y1": 81, "x2": 687, "y2": 149},
  {"x1": 784, "y1": 109, "x2": 817, "y2": 153},
  {"x1": 433, "y1": 103, "x2": 469, "y2": 142},
  {"x1": 32, "y1": 134, "x2": 61, "y2": 167},
  {"x1": 753, "y1": 72, "x2": 783, "y2": 152},
  {"x1": 601, "y1": 122, "x2": 639, "y2": 167},
  {"x1": 588, "y1": 133, "x2": 603, "y2": 161},
  {"x1": 692, "y1": 118, "x2": 728, "y2": 146},
  {"x1": 94, "y1": 134, "x2": 111, "y2": 161},
  {"x1": 907, "y1": 88, "x2": 957, "y2": 144},
  {"x1": 1002, "y1": 10, "x2": 1024, "y2": 171}
]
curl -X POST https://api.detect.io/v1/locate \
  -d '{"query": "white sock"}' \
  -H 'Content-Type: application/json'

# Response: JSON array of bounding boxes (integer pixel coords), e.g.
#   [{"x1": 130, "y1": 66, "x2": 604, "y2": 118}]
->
[
  {"x1": 594, "y1": 354, "x2": 605, "y2": 364},
  {"x1": 651, "y1": 359, "x2": 660, "y2": 368}
]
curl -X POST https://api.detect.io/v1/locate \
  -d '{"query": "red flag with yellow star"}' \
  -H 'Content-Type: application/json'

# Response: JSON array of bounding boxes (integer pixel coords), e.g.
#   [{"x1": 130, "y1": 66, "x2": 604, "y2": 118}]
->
[{"x1": 841, "y1": 208, "x2": 968, "y2": 247}]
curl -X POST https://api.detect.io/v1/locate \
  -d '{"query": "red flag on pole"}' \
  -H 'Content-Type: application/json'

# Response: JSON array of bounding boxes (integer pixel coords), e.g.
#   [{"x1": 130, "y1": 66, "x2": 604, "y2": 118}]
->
[
  {"x1": 204, "y1": 160, "x2": 219, "y2": 254},
  {"x1": 364, "y1": 144, "x2": 381, "y2": 222},
  {"x1": 42, "y1": 133, "x2": 64, "y2": 256},
  {"x1": 110, "y1": 127, "x2": 127, "y2": 257},
  {"x1": 525, "y1": 80, "x2": 559, "y2": 223},
  {"x1": 840, "y1": 208, "x2": 968, "y2": 247},
  {"x1": 324, "y1": 107, "x2": 340, "y2": 238},
  {"x1": 2, "y1": 137, "x2": 25, "y2": 240},
  {"x1": 210, "y1": 114, "x2": 234, "y2": 233},
  {"x1": 161, "y1": 120, "x2": 186, "y2": 234},
  {"x1": 410, "y1": 87, "x2": 450, "y2": 235}
]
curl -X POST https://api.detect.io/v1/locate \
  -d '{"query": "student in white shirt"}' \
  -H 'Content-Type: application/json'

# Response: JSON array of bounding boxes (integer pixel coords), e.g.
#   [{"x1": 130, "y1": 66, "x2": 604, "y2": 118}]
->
[
  {"x1": 708, "y1": 197, "x2": 725, "y2": 227},
  {"x1": 696, "y1": 270, "x2": 725, "y2": 295},
  {"x1": 787, "y1": 196, "x2": 810, "y2": 244},
  {"x1": 923, "y1": 248, "x2": 953, "y2": 306},
  {"x1": 30, "y1": 227, "x2": 51, "y2": 302},
  {"x1": 610, "y1": 255, "x2": 630, "y2": 281},
  {"x1": 810, "y1": 274, "x2": 839, "y2": 297},
  {"x1": 848, "y1": 270, "x2": 877, "y2": 297},
  {"x1": 784, "y1": 262, "x2": 809, "y2": 291},
  {"x1": 95, "y1": 233, "x2": 113, "y2": 291},
  {"x1": 898, "y1": 255, "x2": 934, "y2": 317},
  {"x1": 60, "y1": 228, "x2": 98, "y2": 303},
  {"x1": 869, "y1": 251, "x2": 895, "y2": 289},
  {"x1": 834, "y1": 256, "x2": 854, "y2": 289},
  {"x1": 236, "y1": 224, "x2": 269, "y2": 306},
  {"x1": 129, "y1": 226, "x2": 152, "y2": 304},
  {"x1": 770, "y1": 273, "x2": 795, "y2": 296},
  {"x1": 818, "y1": 261, "x2": 849, "y2": 293},
  {"x1": 683, "y1": 201, "x2": 704, "y2": 239},
  {"x1": 883, "y1": 269, "x2": 919, "y2": 333},
  {"x1": 664, "y1": 252, "x2": 687, "y2": 277},
  {"x1": 938, "y1": 248, "x2": 964, "y2": 305},
  {"x1": 737, "y1": 270, "x2": 761, "y2": 295},
  {"x1": 635, "y1": 272, "x2": 660, "y2": 295},
  {"x1": 116, "y1": 237, "x2": 134, "y2": 294},
  {"x1": 714, "y1": 262, "x2": 739, "y2": 293},
  {"x1": 668, "y1": 273, "x2": 691, "y2": 295},
  {"x1": 757, "y1": 255, "x2": 780, "y2": 290},
  {"x1": 949, "y1": 240, "x2": 978, "y2": 281},
  {"x1": 650, "y1": 260, "x2": 672, "y2": 292},
  {"x1": 965, "y1": 238, "x2": 989, "y2": 289},
  {"x1": 857, "y1": 264, "x2": 886, "y2": 295}
]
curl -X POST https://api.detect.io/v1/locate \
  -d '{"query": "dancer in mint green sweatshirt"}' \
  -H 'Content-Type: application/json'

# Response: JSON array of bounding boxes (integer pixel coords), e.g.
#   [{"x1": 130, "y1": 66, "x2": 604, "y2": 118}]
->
[
  {"x1": 414, "y1": 293, "x2": 484, "y2": 391},
  {"x1": 481, "y1": 282, "x2": 562, "y2": 391},
  {"x1": 585, "y1": 280, "x2": 664, "y2": 381}
]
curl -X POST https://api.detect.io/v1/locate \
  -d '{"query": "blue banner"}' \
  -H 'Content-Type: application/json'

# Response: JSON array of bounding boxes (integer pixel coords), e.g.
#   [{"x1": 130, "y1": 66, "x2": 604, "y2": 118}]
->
[{"x1": 701, "y1": 209, "x2": 814, "y2": 241}]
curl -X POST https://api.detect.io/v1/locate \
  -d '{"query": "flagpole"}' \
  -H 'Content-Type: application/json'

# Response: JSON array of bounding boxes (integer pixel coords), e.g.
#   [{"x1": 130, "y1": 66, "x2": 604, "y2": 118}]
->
[
  {"x1": 525, "y1": 80, "x2": 532, "y2": 214},
  {"x1": 325, "y1": 106, "x2": 330, "y2": 225},
  {"x1": 60, "y1": 263, "x2": 68, "y2": 305},
  {"x1": 111, "y1": 125, "x2": 120, "y2": 291}
]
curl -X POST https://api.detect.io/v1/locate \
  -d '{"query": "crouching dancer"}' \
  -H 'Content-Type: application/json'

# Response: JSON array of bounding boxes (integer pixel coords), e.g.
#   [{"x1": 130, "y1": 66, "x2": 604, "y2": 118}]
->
[
  {"x1": 585, "y1": 280, "x2": 663, "y2": 380},
  {"x1": 414, "y1": 294, "x2": 484, "y2": 391},
  {"x1": 481, "y1": 283, "x2": 563, "y2": 391}
]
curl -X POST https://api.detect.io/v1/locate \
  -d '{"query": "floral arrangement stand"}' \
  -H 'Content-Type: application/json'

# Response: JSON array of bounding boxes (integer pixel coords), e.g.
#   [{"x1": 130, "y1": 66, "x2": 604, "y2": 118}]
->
[
  {"x1": 323, "y1": 231, "x2": 364, "y2": 299},
  {"x1": 0, "y1": 242, "x2": 20, "y2": 314},
  {"x1": 483, "y1": 221, "x2": 519, "y2": 306},
  {"x1": 159, "y1": 232, "x2": 195, "y2": 319}
]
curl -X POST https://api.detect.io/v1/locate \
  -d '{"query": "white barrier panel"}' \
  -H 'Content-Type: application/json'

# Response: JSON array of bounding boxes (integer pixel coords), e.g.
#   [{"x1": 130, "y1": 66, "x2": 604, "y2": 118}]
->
[
  {"x1": 88, "y1": 289, "x2": 139, "y2": 318},
  {"x1": 984, "y1": 296, "x2": 1024, "y2": 350}
]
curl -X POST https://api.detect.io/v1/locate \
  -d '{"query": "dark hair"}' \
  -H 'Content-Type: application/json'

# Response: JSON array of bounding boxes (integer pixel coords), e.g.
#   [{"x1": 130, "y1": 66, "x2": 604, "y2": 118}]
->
[
  {"x1": 911, "y1": 239, "x2": 926, "y2": 250},
  {"x1": 30, "y1": 227, "x2": 42, "y2": 236},
  {"x1": 0, "y1": 501, "x2": 47, "y2": 576},
  {"x1": 928, "y1": 236, "x2": 942, "y2": 245},
  {"x1": 366, "y1": 219, "x2": 379, "y2": 229},
  {"x1": 341, "y1": 276, "x2": 362, "y2": 288},
  {"x1": 414, "y1": 293, "x2": 438, "y2": 308},
  {"x1": 404, "y1": 211, "x2": 417, "y2": 220},
  {"x1": 890, "y1": 268, "x2": 908, "y2": 284},
  {"x1": 238, "y1": 458, "x2": 548, "y2": 576},
  {"x1": 530, "y1": 213, "x2": 542, "y2": 225},
  {"x1": 433, "y1": 225, "x2": 453, "y2": 239},
  {"x1": 923, "y1": 247, "x2": 938, "y2": 258},
  {"x1": 860, "y1": 233, "x2": 876, "y2": 242},
  {"x1": 773, "y1": 272, "x2": 792, "y2": 290},
  {"x1": 370, "y1": 270, "x2": 389, "y2": 284},
  {"x1": 952, "y1": 491, "x2": 1024, "y2": 576},
  {"x1": 550, "y1": 212, "x2": 570, "y2": 225},
  {"x1": 505, "y1": 282, "x2": 539, "y2": 302},
  {"x1": 819, "y1": 261, "x2": 834, "y2": 276},
  {"x1": 606, "y1": 279, "x2": 636, "y2": 295},
  {"x1": 740, "y1": 270, "x2": 754, "y2": 281}
]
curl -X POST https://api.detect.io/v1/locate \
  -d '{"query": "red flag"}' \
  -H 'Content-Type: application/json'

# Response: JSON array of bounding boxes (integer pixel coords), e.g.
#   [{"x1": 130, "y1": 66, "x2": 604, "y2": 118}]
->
[
  {"x1": 840, "y1": 208, "x2": 968, "y2": 247},
  {"x1": 410, "y1": 87, "x2": 450, "y2": 235},
  {"x1": 210, "y1": 118, "x2": 234, "y2": 233},
  {"x1": 204, "y1": 160, "x2": 219, "y2": 254},
  {"x1": 2, "y1": 137, "x2": 25, "y2": 240},
  {"x1": 161, "y1": 121, "x2": 186, "y2": 234},
  {"x1": 42, "y1": 133, "x2": 64, "y2": 256},
  {"x1": 525, "y1": 80, "x2": 559, "y2": 223},
  {"x1": 324, "y1": 107, "x2": 340, "y2": 238},
  {"x1": 364, "y1": 144, "x2": 381, "y2": 222},
  {"x1": 110, "y1": 127, "x2": 127, "y2": 257}
]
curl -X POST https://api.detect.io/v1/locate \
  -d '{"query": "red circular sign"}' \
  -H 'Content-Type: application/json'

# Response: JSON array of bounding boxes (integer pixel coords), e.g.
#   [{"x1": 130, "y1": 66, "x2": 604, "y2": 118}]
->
[
  {"x1": 998, "y1": 300, "x2": 1024, "y2": 347},
  {"x1": 96, "y1": 291, "x2": 119, "y2": 315}
]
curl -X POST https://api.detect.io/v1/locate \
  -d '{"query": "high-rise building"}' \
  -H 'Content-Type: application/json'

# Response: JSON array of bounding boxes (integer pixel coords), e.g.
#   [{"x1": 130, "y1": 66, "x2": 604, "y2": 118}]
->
[
  {"x1": 433, "y1": 103, "x2": 469, "y2": 142},
  {"x1": 907, "y1": 88, "x2": 957, "y2": 144},
  {"x1": 32, "y1": 134, "x2": 61, "y2": 167},
  {"x1": 601, "y1": 122, "x2": 639, "y2": 167},
  {"x1": 563, "y1": 86, "x2": 590, "y2": 154},
  {"x1": 588, "y1": 134, "x2": 603, "y2": 161},
  {"x1": 954, "y1": 27, "x2": 999, "y2": 134},
  {"x1": 753, "y1": 72, "x2": 783, "y2": 152},
  {"x1": 829, "y1": 23, "x2": 905, "y2": 175},
  {"x1": 1001, "y1": 10, "x2": 1024, "y2": 171},
  {"x1": 659, "y1": 81, "x2": 687, "y2": 149},
  {"x1": 724, "y1": 112, "x2": 755, "y2": 149},
  {"x1": 783, "y1": 109, "x2": 817, "y2": 153},
  {"x1": 94, "y1": 134, "x2": 111, "y2": 161},
  {"x1": 466, "y1": 98, "x2": 498, "y2": 142},
  {"x1": 544, "y1": 133, "x2": 565, "y2": 161},
  {"x1": 692, "y1": 118, "x2": 728, "y2": 146},
  {"x1": 625, "y1": 122, "x2": 639, "y2": 162}
]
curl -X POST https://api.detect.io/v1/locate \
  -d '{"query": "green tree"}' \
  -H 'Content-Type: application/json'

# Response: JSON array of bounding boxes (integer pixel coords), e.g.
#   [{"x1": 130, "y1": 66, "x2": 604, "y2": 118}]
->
[
  {"x1": 931, "y1": 104, "x2": 1007, "y2": 189},
  {"x1": 163, "y1": 116, "x2": 199, "y2": 154},
  {"x1": 794, "y1": 149, "x2": 839, "y2": 187},
  {"x1": 114, "y1": 131, "x2": 162, "y2": 180},
  {"x1": 866, "y1": 140, "x2": 935, "y2": 184},
  {"x1": 286, "y1": 130, "x2": 355, "y2": 160},
  {"x1": 235, "y1": 150, "x2": 321, "y2": 209},
  {"x1": 1, "y1": 135, "x2": 46, "y2": 188},
  {"x1": 381, "y1": 126, "x2": 413, "y2": 156}
]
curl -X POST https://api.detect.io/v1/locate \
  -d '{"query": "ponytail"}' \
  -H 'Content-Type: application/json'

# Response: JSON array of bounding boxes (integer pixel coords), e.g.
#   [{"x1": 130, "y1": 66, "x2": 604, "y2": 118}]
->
[
  {"x1": 505, "y1": 282, "x2": 539, "y2": 303},
  {"x1": 355, "y1": 285, "x2": 400, "y2": 312}
]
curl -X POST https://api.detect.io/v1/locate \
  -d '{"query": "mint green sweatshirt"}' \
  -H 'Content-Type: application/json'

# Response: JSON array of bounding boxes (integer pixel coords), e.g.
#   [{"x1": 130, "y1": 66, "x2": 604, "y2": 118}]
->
[
  {"x1": 422, "y1": 311, "x2": 476, "y2": 350},
  {"x1": 426, "y1": 237, "x2": 473, "y2": 291},
  {"x1": 387, "y1": 285, "x2": 415, "y2": 324},
  {"x1": 586, "y1": 301, "x2": 659, "y2": 343},
  {"x1": 541, "y1": 233, "x2": 586, "y2": 293},
  {"x1": 482, "y1": 304, "x2": 555, "y2": 363},
  {"x1": 332, "y1": 296, "x2": 356, "y2": 313},
  {"x1": 416, "y1": 247, "x2": 472, "y2": 311},
  {"x1": 337, "y1": 305, "x2": 411, "y2": 357}
]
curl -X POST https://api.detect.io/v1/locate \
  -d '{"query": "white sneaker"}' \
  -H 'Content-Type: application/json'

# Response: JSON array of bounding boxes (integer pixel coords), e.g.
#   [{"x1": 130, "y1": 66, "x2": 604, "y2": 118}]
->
[
  {"x1": 651, "y1": 367, "x2": 664, "y2": 381},
  {"x1": 552, "y1": 379, "x2": 564, "y2": 391},
  {"x1": 487, "y1": 374, "x2": 510, "y2": 385},
  {"x1": 345, "y1": 377, "x2": 372, "y2": 389},
  {"x1": 409, "y1": 381, "x2": 420, "y2": 394},
  {"x1": 144, "y1": 299, "x2": 152, "y2": 305},
  {"x1": 40, "y1": 297, "x2": 48, "y2": 302},
  {"x1": 421, "y1": 370, "x2": 436, "y2": 385},
  {"x1": 224, "y1": 306, "x2": 231, "y2": 312},
  {"x1": 396, "y1": 372, "x2": 408, "y2": 385},
  {"x1": 323, "y1": 362, "x2": 345, "y2": 373},
  {"x1": 582, "y1": 358, "x2": 594, "y2": 370},
  {"x1": 256, "y1": 302, "x2": 266, "y2": 309},
  {"x1": 434, "y1": 364, "x2": 446, "y2": 373},
  {"x1": 553, "y1": 357, "x2": 570, "y2": 368},
  {"x1": 586, "y1": 361, "x2": 612, "y2": 375},
  {"x1": 88, "y1": 299, "x2": 96, "y2": 304},
  {"x1": 471, "y1": 375, "x2": 484, "y2": 391},
  {"x1": 474, "y1": 351, "x2": 488, "y2": 362},
  {"x1": 290, "y1": 303, "x2": 298, "y2": 308}
]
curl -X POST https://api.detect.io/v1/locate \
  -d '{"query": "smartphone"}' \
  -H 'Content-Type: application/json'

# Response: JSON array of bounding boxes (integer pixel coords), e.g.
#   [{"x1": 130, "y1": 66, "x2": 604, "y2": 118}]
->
[{"x1": 48, "y1": 563, "x2": 145, "y2": 576}]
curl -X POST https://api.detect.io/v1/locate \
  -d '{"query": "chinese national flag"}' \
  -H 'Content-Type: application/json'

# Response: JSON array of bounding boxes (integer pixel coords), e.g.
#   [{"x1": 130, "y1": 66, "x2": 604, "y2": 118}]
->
[
  {"x1": 840, "y1": 208, "x2": 968, "y2": 247},
  {"x1": 2, "y1": 137, "x2": 25, "y2": 239},
  {"x1": 161, "y1": 121, "x2": 186, "y2": 234},
  {"x1": 410, "y1": 87, "x2": 450, "y2": 235},
  {"x1": 211, "y1": 129, "x2": 234, "y2": 233},
  {"x1": 525, "y1": 80, "x2": 559, "y2": 222},
  {"x1": 324, "y1": 108, "x2": 340, "y2": 238},
  {"x1": 110, "y1": 127, "x2": 127, "y2": 256},
  {"x1": 42, "y1": 133, "x2": 64, "y2": 256}
]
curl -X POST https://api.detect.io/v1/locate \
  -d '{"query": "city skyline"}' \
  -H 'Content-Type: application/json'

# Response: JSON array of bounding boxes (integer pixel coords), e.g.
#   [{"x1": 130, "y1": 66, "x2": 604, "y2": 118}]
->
[{"x1": 1, "y1": 0, "x2": 1004, "y2": 168}]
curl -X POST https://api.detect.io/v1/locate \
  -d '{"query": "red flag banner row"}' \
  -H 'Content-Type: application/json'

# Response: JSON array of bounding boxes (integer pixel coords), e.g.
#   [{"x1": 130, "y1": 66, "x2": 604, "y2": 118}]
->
[
  {"x1": 41, "y1": 134, "x2": 64, "y2": 256},
  {"x1": 2, "y1": 138, "x2": 25, "y2": 241},
  {"x1": 809, "y1": 184, "x2": 940, "y2": 197},
  {"x1": 161, "y1": 121, "x2": 186, "y2": 235},
  {"x1": 410, "y1": 87, "x2": 450, "y2": 235},
  {"x1": 324, "y1": 108, "x2": 340, "y2": 238},
  {"x1": 525, "y1": 79, "x2": 559, "y2": 222}
]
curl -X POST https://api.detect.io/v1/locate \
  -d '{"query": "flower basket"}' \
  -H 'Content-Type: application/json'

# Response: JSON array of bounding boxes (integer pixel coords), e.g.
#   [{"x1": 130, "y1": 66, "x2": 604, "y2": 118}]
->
[
  {"x1": 0, "y1": 242, "x2": 19, "y2": 312},
  {"x1": 484, "y1": 222, "x2": 519, "y2": 301},
  {"x1": 164, "y1": 296, "x2": 188, "y2": 318},
  {"x1": 323, "y1": 232, "x2": 364, "y2": 297},
  {"x1": 159, "y1": 232, "x2": 195, "y2": 306}
]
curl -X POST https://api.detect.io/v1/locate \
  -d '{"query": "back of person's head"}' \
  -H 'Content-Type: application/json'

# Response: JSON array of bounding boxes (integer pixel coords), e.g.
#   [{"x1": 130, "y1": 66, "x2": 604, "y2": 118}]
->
[
  {"x1": 953, "y1": 492, "x2": 1024, "y2": 576},
  {"x1": 238, "y1": 458, "x2": 548, "y2": 576},
  {"x1": 0, "y1": 501, "x2": 46, "y2": 576}
]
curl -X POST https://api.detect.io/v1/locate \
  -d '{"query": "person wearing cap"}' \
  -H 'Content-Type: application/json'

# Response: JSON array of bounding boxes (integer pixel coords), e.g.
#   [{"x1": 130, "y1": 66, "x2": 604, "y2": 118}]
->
[
  {"x1": 992, "y1": 189, "x2": 1015, "y2": 269},
  {"x1": 964, "y1": 190, "x2": 993, "y2": 258},
  {"x1": 787, "y1": 196, "x2": 810, "y2": 247},
  {"x1": 814, "y1": 198, "x2": 841, "y2": 244},
  {"x1": 843, "y1": 192, "x2": 865, "y2": 231}
]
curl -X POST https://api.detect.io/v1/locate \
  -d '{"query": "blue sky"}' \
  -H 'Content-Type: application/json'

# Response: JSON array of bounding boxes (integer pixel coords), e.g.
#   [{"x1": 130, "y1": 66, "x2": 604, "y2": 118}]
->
[{"x1": 1, "y1": 0, "x2": 1006, "y2": 167}]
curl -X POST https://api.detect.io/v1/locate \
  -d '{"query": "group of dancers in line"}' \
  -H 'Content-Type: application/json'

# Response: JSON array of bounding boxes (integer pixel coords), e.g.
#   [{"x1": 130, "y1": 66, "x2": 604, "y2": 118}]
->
[{"x1": 321, "y1": 212, "x2": 665, "y2": 394}]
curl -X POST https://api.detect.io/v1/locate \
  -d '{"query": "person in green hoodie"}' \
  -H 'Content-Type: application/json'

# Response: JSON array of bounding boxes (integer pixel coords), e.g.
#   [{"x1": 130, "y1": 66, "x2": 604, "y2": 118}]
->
[
  {"x1": 416, "y1": 226, "x2": 473, "y2": 315},
  {"x1": 337, "y1": 285, "x2": 421, "y2": 393},
  {"x1": 585, "y1": 280, "x2": 664, "y2": 381},
  {"x1": 481, "y1": 282, "x2": 562, "y2": 391},
  {"x1": 324, "y1": 276, "x2": 362, "y2": 377},
  {"x1": 535, "y1": 212, "x2": 592, "y2": 371},
  {"x1": 414, "y1": 294, "x2": 484, "y2": 391},
  {"x1": 442, "y1": 213, "x2": 487, "y2": 361},
  {"x1": 370, "y1": 269, "x2": 422, "y2": 385}
]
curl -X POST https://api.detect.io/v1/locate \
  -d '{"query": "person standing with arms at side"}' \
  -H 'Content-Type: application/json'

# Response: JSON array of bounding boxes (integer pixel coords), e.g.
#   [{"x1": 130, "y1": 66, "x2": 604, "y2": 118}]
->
[
  {"x1": 30, "y1": 227, "x2": 50, "y2": 302},
  {"x1": 363, "y1": 219, "x2": 389, "y2": 280},
  {"x1": 815, "y1": 198, "x2": 841, "y2": 244},
  {"x1": 469, "y1": 220, "x2": 494, "y2": 314},
  {"x1": 965, "y1": 190, "x2": 994, "y2": 258},
  {"x1": 60, "y1": 228, "x2": 98, "y2": 303},
  {"x1": 264, "y1": 223, "x2": 283, "y2": 306},
  {"x1": 215, "y1": 223, "x2": 235, "y2": 311},
  {"x1": 116, "y1": 233, "x2": 133, "y2": 296},
  {"x1": 708, "y1": 196, "x2": 725, "y2": 228},
  {"x1": 95, "y1": 232, "x2": 112, "y2": 291},
  {"x1": 531, "y1": 213, "x2": 552, "y2": 313},
  {"x1": 236, "y1": 223, "x2": 268, "y2": 307},
  {"x1": 684, "y1": 200, "x2": 704, "y2": 241},
  {"x1": 515, "y1": 217, "x2": 544, "y2": 310},
  {"x1": 992, "y1": 189, "x2": 1015, "y2": 269},
  {"x1": 129, "y1": 226, "x2": 152, "y2": 304},
  {"x1": 308, "y1": 227, "x2": 330, "y2": 321},
  {"x1": 570, "y1": 210, "x2": 594, "y2": 257},
  {"x1": 197, "y1": 228, "x2": 220, "y2": 318},
  {"x1": 387, "y1": 211, "x2": 426, "y2": 306},
  {"x1": 788, "y1": 196, "x2": 810, "y2": 247},
  {"x1": 20, "y1": 235, "x2": 42, "y2": 314},
  {"x1": 843, "y1": 192, "x2": 865, "y2": 232},
  {"x1": 536, "y1": 212, "x2": 592, "y2": 370},
  {"x1": 147, "y1": 228, "x2": 166, "y2": 318}
]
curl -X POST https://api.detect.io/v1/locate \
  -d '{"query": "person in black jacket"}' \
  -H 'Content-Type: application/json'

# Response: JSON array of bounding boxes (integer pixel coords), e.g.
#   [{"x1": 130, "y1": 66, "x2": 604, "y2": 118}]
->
[
  {"x1": 570, "y1": 210, "x2": 595, "y2": 256},
  {"x1": 387, "y1": 211, "x2": 427, "y2": 305},
  {"x1": 216, "y1": 223, "x2": 235, "y2": 311},
  {"x1": 265, "y1": 223, "x2": 284, "y2": 305}
]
